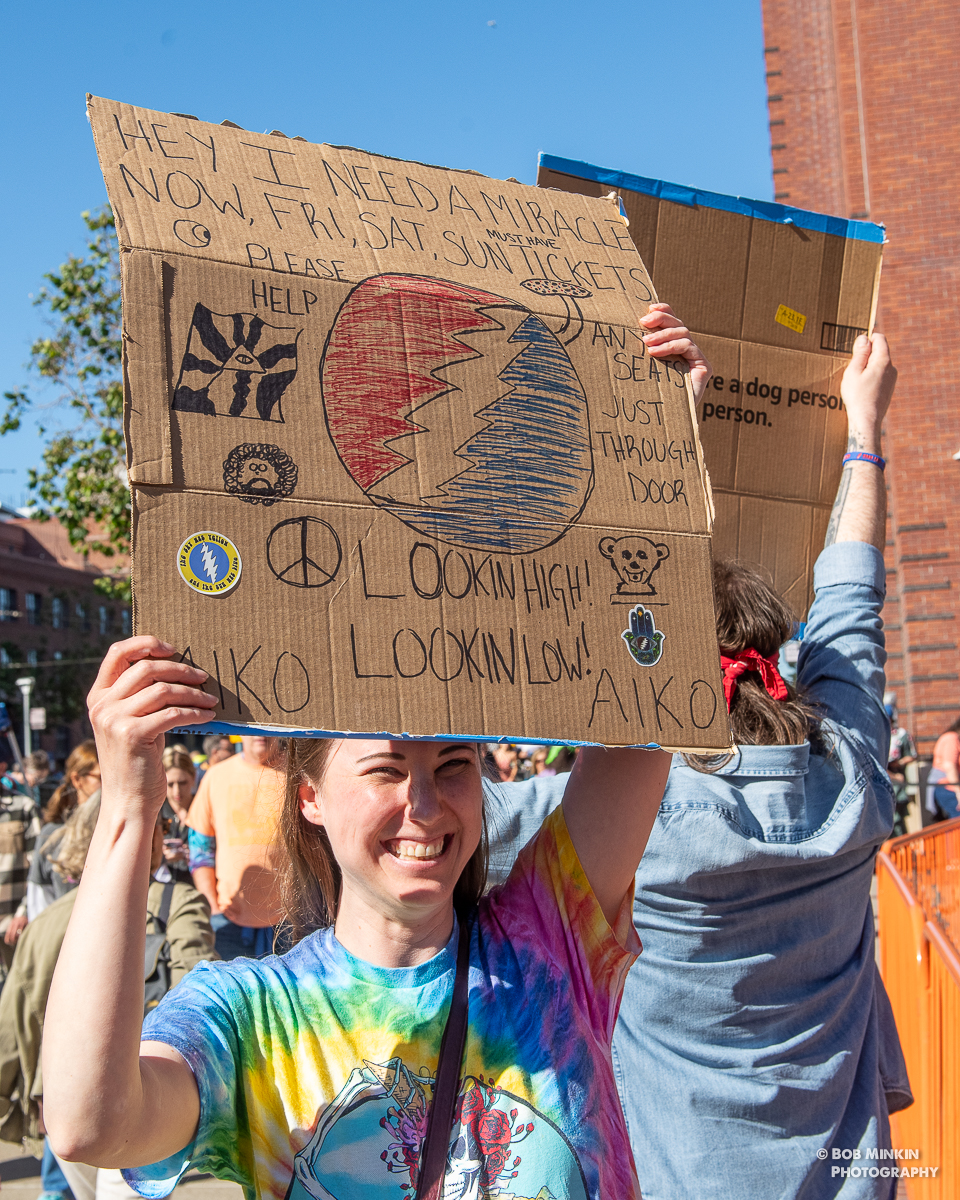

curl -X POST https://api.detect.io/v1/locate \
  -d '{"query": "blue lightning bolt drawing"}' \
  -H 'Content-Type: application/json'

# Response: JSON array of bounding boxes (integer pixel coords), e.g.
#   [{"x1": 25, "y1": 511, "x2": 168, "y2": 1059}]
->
[{"x1": 199, "y1": 541, "x2": 220, "y2": 583}]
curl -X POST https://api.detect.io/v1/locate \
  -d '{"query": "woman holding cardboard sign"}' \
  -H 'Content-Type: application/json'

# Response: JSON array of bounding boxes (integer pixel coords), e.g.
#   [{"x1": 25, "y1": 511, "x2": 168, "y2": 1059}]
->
[
  {"x1": 41, "y1": 314, "x2": 705, "y2": 1200},
  {"x1": 44, "y1": 688, "x2": 665, "y2": 1200}
]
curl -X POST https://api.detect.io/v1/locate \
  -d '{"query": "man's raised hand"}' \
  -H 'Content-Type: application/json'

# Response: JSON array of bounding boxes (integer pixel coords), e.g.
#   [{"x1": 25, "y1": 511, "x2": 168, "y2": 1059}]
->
[{"x1": 840, "y1": 333, "x2": 897, "y2": 438}]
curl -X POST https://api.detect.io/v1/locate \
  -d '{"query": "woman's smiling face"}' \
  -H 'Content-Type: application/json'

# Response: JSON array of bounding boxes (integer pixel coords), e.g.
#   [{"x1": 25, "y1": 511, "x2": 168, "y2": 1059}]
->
[{"x1": 299, "y1": 740, "x2": 483, "y2": 927}]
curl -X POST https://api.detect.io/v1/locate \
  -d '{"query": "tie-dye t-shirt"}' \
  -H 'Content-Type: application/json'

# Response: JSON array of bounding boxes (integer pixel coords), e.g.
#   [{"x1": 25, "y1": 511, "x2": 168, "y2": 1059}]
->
[{"x1": 126, "y1": 807, "x2": 642, "y2": 1200}]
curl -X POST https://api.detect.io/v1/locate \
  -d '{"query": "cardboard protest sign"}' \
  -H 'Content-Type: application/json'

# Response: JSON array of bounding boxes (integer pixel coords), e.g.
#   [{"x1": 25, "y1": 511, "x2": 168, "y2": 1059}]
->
[
  {"x1": 537, "y1": 155, "x2": 885, "y2": 615},
  {"x1": 89, "y1": 96, "x2": 730, "y2": 749}
]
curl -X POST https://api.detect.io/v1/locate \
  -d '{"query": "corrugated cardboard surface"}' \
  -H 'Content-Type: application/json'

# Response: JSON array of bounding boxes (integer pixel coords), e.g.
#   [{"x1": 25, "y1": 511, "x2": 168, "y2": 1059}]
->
[
  {"x1": 91, "y1": 97, "x2": 730, "y2": 749},
  {"x1": 537, "y1": 155, "x2": 884, "y2": 615}
]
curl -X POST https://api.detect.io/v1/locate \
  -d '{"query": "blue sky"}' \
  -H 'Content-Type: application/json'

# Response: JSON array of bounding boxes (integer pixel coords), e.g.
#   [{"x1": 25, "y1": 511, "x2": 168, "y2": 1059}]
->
[{"x1": 0, "y1": 0, "x2": 770, "y2": 508}]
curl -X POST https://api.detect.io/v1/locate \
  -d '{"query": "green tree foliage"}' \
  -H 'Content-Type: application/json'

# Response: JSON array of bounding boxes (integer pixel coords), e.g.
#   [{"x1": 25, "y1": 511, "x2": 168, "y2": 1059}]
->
[{"x1": 1, "y1": 208, "x2": 129, "y2": 600}]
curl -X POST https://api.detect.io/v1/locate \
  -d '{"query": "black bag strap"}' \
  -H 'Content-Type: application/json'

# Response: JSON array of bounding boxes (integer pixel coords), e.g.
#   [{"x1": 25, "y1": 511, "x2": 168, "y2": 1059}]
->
[
  {"x1": 415, "y1": 917, "x2": 471, "y2": 1200},
  {"x1": 152, "y1": 879, "x2": 175, "y2": 932}
]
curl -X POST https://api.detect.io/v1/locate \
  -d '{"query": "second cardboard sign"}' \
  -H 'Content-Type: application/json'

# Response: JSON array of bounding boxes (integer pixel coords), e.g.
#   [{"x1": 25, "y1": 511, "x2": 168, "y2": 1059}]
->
[{"x1": 537, "y1": 154, "x2": 884, "y2": 615}]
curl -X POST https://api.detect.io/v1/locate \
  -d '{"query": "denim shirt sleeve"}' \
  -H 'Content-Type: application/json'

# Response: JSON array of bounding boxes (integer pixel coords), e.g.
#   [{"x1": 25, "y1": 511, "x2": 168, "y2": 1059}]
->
[
  {"x1": 483, "y1": 774, "x2": 569, "y2": 885},
  {"x1": 797, "y1": 541, "x2": 888, "y2": 762}
]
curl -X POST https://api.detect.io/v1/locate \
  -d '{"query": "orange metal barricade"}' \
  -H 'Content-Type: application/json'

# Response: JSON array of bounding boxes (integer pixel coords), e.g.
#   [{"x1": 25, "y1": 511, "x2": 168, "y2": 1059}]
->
[
  {"x1": 877, "y1": 816, "x2": 960, "y2": 1200},
  {"x1": 886, "y1": 818, "x2": 960, "y2": 951}
]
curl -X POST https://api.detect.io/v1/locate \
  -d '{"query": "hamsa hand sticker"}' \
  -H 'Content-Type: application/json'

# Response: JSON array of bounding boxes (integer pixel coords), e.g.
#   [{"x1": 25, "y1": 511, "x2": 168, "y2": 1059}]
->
[{"x1": 622, "y1": 605, "x2": 665, "y2": 667}]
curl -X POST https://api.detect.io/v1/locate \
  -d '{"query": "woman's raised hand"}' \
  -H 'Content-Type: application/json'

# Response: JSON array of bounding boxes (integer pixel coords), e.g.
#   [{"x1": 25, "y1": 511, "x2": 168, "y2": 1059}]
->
[
  {"x1": 88, "y1": 636, "x2": 217, "y2": 815},
  {"x1": 639, "y1": 302, "x2": 712, "y2": 405},
  {"x1": 45, "y1": 635, "x2": 211, "y2": 1168}
]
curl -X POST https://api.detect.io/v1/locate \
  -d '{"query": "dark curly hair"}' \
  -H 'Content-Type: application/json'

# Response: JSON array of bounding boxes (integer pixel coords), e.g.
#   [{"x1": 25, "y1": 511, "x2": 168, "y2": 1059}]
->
[{"x1": 223, "y1": 443, "x2": 298, "y2": 506}]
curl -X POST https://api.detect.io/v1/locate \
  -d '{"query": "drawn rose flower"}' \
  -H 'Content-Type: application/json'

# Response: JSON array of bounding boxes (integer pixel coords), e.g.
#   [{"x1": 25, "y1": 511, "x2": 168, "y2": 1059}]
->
[
  {"x1": 456, "y1": 1084, "x2": 486, "y2": 1128},
  {"x1": 477, "y1": 1106, "x2": 513, "y2": 1184}
]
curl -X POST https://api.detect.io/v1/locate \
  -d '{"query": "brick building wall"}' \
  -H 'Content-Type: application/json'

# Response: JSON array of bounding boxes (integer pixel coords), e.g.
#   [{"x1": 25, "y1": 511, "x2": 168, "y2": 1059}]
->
[
  {"x1": 0, "y1": 511, "x2": 130, "y2": 762},
  {"x1": 760, "y1": 0, "x2": 960, "y2": 750}
]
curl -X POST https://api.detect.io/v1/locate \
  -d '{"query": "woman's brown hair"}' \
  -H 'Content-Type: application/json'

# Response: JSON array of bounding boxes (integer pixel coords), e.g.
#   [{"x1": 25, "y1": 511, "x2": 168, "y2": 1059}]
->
[
  {"x1": 46, "y1": 792, "x2": 101, "y2": 881},
  {"x1": 161, "y1": 745, "x2": 196, "y2": 779},
  {"x1": 277, "y1": 738, "x2": 489, "y2": 945},
  {"x1": 686, "y1": 560, "x2": 824, "y2": 770},
  {"x1": 43, "y1": 740, "x2": 99, "y2": 825}
]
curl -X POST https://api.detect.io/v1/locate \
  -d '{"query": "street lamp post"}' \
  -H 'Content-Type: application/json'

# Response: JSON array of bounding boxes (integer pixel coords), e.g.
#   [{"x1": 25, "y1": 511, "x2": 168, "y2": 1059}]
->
[{"x1": 14, "y1": 677, "x2": 34, "y2": 758}]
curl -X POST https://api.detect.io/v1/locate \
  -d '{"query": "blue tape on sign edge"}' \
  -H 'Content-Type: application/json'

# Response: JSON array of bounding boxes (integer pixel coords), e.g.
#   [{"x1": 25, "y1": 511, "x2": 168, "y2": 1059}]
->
[
  {"x1": 538, "y1": 153, "x2": 886, "y2": 245},
  {"x1": 171, "y1": 721, "x2": 662, "y2": 750}
]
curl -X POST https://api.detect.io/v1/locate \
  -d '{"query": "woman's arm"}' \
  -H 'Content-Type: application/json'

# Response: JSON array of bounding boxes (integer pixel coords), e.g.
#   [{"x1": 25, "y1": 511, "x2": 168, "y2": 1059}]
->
[
  {"x1": 558, "y1": 303, "x2": 705, "y2": 924},
  {"x1": 562, "y1": 748, "x2": 671, "y2": 926},
  {"x1": 43, "y1": 637, "x2": 217, "y2": 1168}
]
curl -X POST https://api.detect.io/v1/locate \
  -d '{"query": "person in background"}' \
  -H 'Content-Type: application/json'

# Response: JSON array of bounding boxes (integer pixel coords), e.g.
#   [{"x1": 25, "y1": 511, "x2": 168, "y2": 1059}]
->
[
  {"x1": 7, "y1": 750, "x2": 55, "y2": 809},
  {"x1": 34, "y1": 751, "x2": 58, "y2": 812},
  {"x1": 885, "y1": 696, "x2": 917, "y2": 837},
  {"x1": 528, "y1": 747, "x2": 548, "y2": 775},
  {"x1": 541, "y1": 746, "x2": 577, "y2": 776},
  {"x1": 0, "y1": 748, "x2": 43, "y2": 966},
  {"x1": 926, "y1": 715, "x2": 960, "y2": 822},
  {"x1": 193, "y1": 734, "x2": 235, "y2": 791},
  {"x1": 486, "y1": 329, "x2": 909, "y2": 1198},
  {"x1": 27, "y1": 743, "x2": 101, "y2": 922},
  {"x1": 526, "y1": 747, "x2": 576, "y2": 776},
  {"x1": 43, "y1": 744, "x2": 100, "y2": 830},
  {"x1": 186, "y1": 736, "x2": 286, "y2": 960},
  {"x1": 0, "y1": 790, "x2": 216, "y2": 1200},
  {"x1": 159, "y1": 746, "x2": 195, "y2": 882},
  {"x1": 206, "y1": 735, "x2": 235, "y2": 767},
  {"x1": 512, "y1": 747, "x2": 535, "y2": 780},
  {"x1": 8, "y1": 747, "x2": 80, "y2": 1200},
  {"x1": 490, "y1": 743, "x2": 520, "y2": 782}
]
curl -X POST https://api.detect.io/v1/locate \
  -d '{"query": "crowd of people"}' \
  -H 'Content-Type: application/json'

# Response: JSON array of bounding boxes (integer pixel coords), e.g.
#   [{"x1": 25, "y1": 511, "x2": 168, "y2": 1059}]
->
[
  {"x1": 488, "y1": 742, "x2": 578, "y2": 783},
  {"x1": 0, "y1": 309, "x2": 951, "y2": 1200}
]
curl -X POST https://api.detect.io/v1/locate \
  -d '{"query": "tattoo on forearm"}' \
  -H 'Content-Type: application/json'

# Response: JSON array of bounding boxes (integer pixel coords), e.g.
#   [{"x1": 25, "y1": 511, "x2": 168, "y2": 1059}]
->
[{"x1": 824, "y1": 468, "x2": 852, "y2": 547}]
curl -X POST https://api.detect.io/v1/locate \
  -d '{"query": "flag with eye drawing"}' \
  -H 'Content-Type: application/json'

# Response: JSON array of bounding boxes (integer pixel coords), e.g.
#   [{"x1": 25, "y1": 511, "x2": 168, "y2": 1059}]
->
[{"x1": 172, "y1": 304, "x2": 300, "y2": 422}]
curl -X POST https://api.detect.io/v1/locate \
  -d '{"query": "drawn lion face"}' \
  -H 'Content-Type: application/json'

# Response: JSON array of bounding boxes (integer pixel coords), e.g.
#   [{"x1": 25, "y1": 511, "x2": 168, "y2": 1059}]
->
[{"x1": 223, "y1": 443, "x2": 299, "y2": 506}]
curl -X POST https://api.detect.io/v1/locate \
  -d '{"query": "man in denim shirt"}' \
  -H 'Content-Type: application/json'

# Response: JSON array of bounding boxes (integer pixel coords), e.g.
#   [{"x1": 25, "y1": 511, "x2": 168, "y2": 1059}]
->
[{"x1": 486, "y1": 330, "x2": 908, "y2": 1198}]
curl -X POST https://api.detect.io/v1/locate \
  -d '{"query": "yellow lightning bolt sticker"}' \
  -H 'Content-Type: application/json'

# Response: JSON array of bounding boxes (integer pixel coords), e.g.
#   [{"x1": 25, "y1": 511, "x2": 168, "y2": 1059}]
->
[{"x1": 177, "y1": 531, "x2": 243, "y2": 596}]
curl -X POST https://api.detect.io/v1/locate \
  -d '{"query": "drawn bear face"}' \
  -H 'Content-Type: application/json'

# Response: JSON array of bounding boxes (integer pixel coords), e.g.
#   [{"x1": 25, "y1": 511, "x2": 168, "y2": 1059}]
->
[{"x1": 599, "y1": 535, "x2": 670, "y2": 593}]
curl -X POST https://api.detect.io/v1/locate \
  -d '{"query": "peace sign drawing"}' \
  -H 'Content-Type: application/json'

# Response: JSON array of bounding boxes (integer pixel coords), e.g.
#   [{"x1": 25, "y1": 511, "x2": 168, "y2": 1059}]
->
[{"x1": 266, "y1": 516, "x2": 343, "y2": 588}]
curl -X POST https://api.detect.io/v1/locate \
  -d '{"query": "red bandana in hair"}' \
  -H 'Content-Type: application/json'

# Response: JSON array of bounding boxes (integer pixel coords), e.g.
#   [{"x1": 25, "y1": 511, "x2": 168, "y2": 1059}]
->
[{"x1": 720, "y1": 648, "x2": 789, "y2": 710}]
